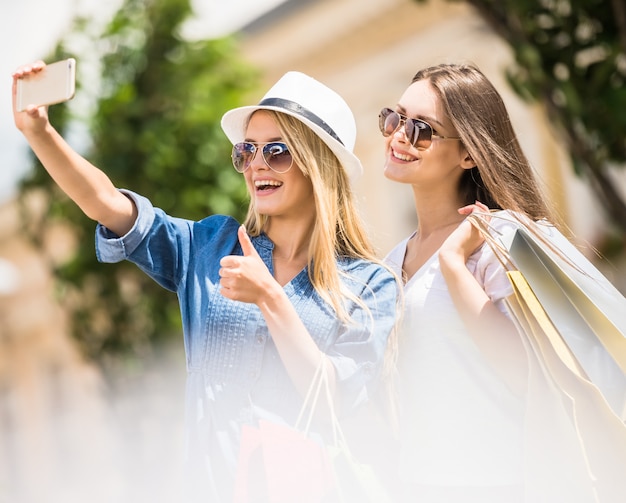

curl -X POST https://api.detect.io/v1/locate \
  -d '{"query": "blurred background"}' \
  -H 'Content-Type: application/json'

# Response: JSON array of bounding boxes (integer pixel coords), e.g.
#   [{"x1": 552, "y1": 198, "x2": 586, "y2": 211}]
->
[{"x1": 1, "y1": 0, "x2": 625, "y2": 501}]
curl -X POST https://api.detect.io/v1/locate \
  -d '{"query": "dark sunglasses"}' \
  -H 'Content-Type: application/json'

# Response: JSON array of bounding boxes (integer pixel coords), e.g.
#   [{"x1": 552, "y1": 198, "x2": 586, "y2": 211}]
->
[
  {"x1": 231, "y1": 141, "x2": 294, "y2": 173},
  {"x1": 378, "y1": 107, "x2": 461, "y2": 149}
]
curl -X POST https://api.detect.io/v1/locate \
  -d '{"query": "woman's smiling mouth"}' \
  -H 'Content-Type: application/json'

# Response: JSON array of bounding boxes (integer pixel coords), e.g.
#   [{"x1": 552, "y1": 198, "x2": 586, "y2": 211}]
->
[
  {"x1": 254, "y1": 179, "x2": 283, "y2": 191},
  {"x1": 392, "y1": 148, "x2": 417, "y2": 162}
]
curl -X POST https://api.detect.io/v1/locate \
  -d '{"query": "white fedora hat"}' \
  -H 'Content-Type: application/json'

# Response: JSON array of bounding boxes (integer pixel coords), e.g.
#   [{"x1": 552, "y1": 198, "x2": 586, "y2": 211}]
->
[{"x1": 221, "y1": 71, "x2": 363, "y2": 179}]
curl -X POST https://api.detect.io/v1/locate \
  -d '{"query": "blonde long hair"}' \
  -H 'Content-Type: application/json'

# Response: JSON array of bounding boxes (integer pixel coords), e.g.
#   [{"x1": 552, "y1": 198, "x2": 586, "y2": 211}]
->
[
  {"x1": 243, "y1": 111, "x2": 388, "y2": 315},
  {"x1": 243, "y1": 111, "x2": 400, "y2": 379},
  {"x1": 244, "y1": 110, "x2": 402, "y2": 418}
]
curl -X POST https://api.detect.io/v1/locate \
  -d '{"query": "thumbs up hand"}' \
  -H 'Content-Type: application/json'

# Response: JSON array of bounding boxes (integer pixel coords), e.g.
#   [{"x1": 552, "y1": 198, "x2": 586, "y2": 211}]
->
[
  {"x1": 219, "y1": 225, "x2": 276, "y2": 304},
  {"x1": 237, "y1": 224, "x2": 260, "y2": 259}
]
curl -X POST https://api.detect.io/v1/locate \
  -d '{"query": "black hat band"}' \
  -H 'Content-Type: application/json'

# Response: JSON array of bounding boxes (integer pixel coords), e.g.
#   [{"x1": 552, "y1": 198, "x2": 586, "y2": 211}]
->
[{"x1": 258, "y1": 97, "x2": 344, "y2": 146}]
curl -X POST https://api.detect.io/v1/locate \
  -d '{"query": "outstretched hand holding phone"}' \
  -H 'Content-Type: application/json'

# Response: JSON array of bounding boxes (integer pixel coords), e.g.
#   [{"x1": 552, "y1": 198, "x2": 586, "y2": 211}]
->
[
  {"x1": 15, "y1": 58, "x2": 76, "y2": 112},
  {"x1": 12, "y1": 59, "x2": 137, "y2": 236}
]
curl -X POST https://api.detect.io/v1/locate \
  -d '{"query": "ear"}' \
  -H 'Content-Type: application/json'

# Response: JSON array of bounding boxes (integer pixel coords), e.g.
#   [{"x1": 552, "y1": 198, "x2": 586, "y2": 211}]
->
[{"x1": 459, "y1": 149, "x2": 477, "y2": 171}]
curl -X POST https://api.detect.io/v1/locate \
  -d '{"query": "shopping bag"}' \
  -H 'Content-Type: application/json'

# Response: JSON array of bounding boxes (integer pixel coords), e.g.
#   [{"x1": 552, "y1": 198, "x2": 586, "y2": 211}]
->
[
  {"x1": 322, "y1": 392, "x2": 394, "y2": 503},
  {"x1": 232, "y1": 419, "x2": 335, "y2": 503},
  {"x1": 233, "y1": 361, "x2": 391, "y2": 503},
  {"x1": 232, "y1": 363, "x2": 335, "y2": 503},
  {"x1": 501, "y1": 224, "x2": 626, "y2": 418},
  {"x1": 506, "y1": 270, "x2": 626, "y2": 503}
]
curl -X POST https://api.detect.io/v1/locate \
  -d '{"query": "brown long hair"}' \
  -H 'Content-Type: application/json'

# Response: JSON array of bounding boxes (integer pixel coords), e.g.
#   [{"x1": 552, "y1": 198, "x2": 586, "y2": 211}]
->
[{"x1": 412, "y1": 63, "x2": 560, "y2": 227}]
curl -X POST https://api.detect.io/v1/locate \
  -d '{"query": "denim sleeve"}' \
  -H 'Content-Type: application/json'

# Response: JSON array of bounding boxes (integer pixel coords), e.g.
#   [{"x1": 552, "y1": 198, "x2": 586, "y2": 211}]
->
[
  {"x1": 327, "y1": 264, "x2": 399, "y2": 411},
  {"x1": 94, "y1": 189, "x2": 193, "y2": 292},
  {"x1": 95, "y1": 190, "x2": 156, "y2": 263}
]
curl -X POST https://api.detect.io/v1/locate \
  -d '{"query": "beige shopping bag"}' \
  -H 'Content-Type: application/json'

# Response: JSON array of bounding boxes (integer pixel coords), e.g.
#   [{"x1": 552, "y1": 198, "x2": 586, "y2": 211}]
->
[{"x1": 503, "y1": 224, "x2": 626, "y2": 419}]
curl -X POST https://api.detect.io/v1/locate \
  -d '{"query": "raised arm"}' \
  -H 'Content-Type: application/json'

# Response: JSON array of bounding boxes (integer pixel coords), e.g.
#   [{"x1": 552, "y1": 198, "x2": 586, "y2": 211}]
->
[
  {"x1": 12, "y1": 61, "x2": 136, "y2": 236},
  {"x1": 438, "y1": 203, "x2": 527, "y2": 395}
]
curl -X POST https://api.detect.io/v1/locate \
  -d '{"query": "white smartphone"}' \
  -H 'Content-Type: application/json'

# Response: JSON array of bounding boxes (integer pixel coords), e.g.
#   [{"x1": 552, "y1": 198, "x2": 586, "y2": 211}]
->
[{"x1": 16, "y1": 58, "x2": 76, "y2": 112}]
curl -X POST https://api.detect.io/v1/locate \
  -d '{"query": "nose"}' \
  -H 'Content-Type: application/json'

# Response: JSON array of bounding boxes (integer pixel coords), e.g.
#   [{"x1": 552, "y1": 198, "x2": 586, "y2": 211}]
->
[
  {"x1": 248, "y1": 146, "x2": 268, "y2": 170},
  {"x1": 393, "y1": 119, "x2": 410, "y2": 143}
]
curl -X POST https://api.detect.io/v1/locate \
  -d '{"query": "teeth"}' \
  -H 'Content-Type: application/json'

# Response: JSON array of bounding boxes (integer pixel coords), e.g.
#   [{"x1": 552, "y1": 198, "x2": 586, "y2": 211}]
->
[
  {"x1": 393, "y1": 150, "x2": 415, "y2": 162},
  {"x1": 255, "y1": 180, "x2": 283, "y2": 187}
]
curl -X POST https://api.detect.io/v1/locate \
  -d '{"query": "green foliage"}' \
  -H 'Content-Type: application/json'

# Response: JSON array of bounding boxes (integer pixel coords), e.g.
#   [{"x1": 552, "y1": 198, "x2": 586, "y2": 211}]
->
[
  {"x1": 19, "y1": 0, "x2": 259, "y2": 362},
  {"x1": 488, "y1": 0, "x2": 626, "y2": 163},
  {"x1": 423, "y1": 0, "x2": 626, "y2": 237}
]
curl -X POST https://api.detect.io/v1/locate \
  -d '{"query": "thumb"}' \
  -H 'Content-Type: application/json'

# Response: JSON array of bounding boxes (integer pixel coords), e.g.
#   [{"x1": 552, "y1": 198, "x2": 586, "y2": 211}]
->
[{"x1": 238, "y1": 225, "x2": 259, "y2": 257}]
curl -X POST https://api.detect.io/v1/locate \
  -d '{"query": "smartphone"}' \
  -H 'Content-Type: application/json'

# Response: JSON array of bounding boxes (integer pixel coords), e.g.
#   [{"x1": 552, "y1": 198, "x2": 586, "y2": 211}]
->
[{"x1": 16, "y1": 58, "x2": 76, "y2": 112}]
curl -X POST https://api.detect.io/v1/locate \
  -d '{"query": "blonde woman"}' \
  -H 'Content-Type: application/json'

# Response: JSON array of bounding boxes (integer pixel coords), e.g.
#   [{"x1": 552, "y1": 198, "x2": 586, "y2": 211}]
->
[{"x1": 13, "y1": 64, "x2": 398, "y2": 502}]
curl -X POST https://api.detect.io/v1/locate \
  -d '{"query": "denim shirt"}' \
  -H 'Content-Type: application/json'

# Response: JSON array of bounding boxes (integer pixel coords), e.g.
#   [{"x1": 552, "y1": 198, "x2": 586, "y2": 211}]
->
[{"x1": 95, "y1": 190, "x2": 398, "y2": 501}]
